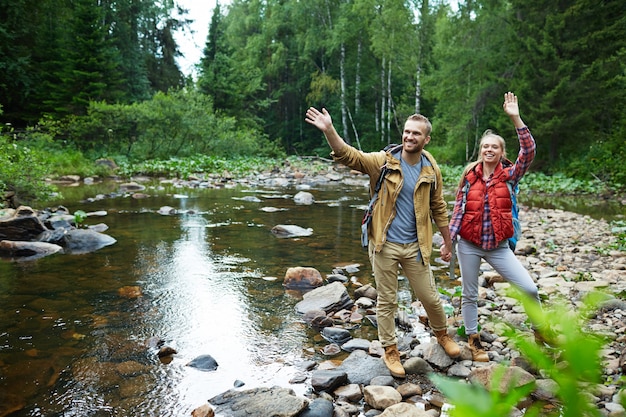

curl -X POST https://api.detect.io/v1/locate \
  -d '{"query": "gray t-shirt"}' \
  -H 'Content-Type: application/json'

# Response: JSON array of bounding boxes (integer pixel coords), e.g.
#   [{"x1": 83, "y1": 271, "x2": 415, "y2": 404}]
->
[{"x1": 386, "y1": 154, "x2": 430, "y2": 244}]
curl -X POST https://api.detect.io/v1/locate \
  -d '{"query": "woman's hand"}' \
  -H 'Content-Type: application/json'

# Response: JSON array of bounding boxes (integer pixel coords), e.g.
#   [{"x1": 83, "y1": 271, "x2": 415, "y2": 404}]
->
[{"x1": 503, "y1": 92, "x2": 519, "y2": 117}]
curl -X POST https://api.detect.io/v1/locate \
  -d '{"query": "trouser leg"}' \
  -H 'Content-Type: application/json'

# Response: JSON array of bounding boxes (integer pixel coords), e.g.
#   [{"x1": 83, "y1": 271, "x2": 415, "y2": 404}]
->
[{"x1": 369, "y1": 241, "x2": 400, "y2": 347}]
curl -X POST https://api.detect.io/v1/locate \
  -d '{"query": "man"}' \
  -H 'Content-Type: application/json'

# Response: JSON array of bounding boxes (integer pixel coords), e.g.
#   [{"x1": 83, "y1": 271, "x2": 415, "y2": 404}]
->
[{"x1": 305, "y1": 107, "x2": 460, "y2": 378}]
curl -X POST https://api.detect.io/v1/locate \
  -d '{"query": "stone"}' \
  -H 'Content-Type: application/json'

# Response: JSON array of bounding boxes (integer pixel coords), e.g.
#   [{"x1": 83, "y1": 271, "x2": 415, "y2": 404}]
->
[
  {"x1": 283, "y1": 266, "x2": 323, "y2": 289},
  {"x1": 294, "y1": 282, "x2": 354, "y2": 315},
  {"x1": 271, "y1": 224, "x2": 313, "y2": 238},
  {"x1": 186, "y1": 354, "x2": 219, "y2": 371},
  {"x1": 209, "y1": 386, "x2": 308, "y2": 417},
  {"x1": 363, "y1": 385, "x2": 402, "y2": 410}
]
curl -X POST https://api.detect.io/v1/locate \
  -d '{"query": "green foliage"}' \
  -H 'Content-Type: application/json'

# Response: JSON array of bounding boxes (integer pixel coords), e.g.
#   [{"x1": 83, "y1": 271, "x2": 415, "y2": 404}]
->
[
  {"x1": 62, "y1": 90, "x2": 283, "y2": 161},
  {"x1": 433, "y1": 289, "x2": 609, "y2": 417},
  {"x1": 117, "y1": 155, "x2": 283, "y2": 179},
  {"x1": 0, "y1": 128, "x2": 57, "y2": 208},
  {"x1": 74, "y1": 210, "x2": 87, "y2": 225},
  {"x1": 522, "y1": 172, "x2": 607, "y2": 195},
  {"x1": 431, "y1": 369, "x2": 536, "y2": 417}
]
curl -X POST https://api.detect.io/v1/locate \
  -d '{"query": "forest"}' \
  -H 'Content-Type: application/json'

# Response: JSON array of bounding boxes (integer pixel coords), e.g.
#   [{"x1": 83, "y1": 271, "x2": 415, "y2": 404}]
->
[{"x1": 1, "y1": 0, "x2": 625, "y2": 205}]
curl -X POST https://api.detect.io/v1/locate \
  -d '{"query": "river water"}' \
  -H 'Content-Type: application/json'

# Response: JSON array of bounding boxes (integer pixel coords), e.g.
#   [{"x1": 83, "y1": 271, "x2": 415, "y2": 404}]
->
[{"x1": 0, "y1": 178, "x2": 623, "y2": 416}]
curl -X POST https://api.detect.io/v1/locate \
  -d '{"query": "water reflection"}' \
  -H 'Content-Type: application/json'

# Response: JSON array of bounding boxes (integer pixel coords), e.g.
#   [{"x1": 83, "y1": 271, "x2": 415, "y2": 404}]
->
[{"x1": 0, "y1": 179, "x2": 623, "y2": 416}]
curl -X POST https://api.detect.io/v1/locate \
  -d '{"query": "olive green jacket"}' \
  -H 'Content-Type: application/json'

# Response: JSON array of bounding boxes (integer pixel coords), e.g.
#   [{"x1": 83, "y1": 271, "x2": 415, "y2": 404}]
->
[{"x1": 332, "y1": 144, "x2": 449, "y2": 264}]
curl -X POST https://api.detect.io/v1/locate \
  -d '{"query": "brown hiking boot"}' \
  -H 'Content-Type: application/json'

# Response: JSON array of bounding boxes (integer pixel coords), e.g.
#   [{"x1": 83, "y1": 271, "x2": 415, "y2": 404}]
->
[
  {"x1": 468, "y1": 333, "x2": 489, "y2": 362},
  {"x1": 434, "y1": 329, "x2": 460, "y2": 358},
  {"x1": 383, "y1": 345, "x2": 406, "y2": 378}
]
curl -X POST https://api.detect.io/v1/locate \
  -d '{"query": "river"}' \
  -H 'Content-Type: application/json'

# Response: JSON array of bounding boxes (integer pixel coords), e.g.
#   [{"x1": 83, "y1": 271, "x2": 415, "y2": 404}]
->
[{"x1": 0, "y1": 177, "x2": 623, "y2": 416}]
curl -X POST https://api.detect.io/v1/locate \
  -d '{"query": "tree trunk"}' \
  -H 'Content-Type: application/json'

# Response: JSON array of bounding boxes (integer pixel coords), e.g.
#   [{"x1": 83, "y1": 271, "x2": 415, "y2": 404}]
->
[{"x1": 340, "y1": 42, "x2": 349, "y2": 144}]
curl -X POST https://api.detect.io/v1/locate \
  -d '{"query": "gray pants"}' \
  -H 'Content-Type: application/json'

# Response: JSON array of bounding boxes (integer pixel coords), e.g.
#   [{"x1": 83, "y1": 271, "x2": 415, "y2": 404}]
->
[{"x1": 457, "y1": 238, "x2": 539, "y2": 335}]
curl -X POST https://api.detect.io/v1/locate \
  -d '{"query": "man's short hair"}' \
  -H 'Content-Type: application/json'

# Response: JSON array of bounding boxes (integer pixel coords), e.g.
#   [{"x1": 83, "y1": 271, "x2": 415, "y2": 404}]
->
[{"x1": 406, "y1": 114, "x2": 432, "y2": 136}]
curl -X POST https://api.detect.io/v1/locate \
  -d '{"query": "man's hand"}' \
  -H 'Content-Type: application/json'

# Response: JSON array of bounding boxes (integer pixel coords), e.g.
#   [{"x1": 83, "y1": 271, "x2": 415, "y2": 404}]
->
[
  {"x1": 305, "y1": 107, "x2": 333, "y2": 132},
  {"x1": 440, "y1": 243, "x2": 452, "y2": 262}
]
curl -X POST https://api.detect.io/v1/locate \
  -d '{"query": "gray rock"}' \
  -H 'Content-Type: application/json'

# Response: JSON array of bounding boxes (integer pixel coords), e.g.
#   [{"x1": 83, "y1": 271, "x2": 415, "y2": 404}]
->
[
  {"x1": 341, "y1": 338, "x2": 371, "y2": 352},
  {"x1": 271, "y1": 224, "x2": 313, "y2": 238},
  {"x1": 209, "y1": 386, "x2": 308, "y2": 417},
  {"x1": 0, "y1": 206, "x2": 48, "y2": 241},
  {"x1": 62, "y1": 229, "x2": 117, "y2": 254},
  {"x1": 311, "y1": 369, "x2": 349, "y2": 393},
  {"x1": 186, "y1": 354, "x2": 219, "y2": 371},
  {"x1": 293, "y1": 191, "x2": 315, "y2": 205},
  {"x1": 0, "y1": 240, "x2": 63, "y2": 260},
  {"x1": 298, "y1": 398, "x2": 334, "y2": 417},
  {"x1": 336, "y1": 349, "x2": 391, "y2": 384},
  {"x1": 295, "y1": 282, "x2": 354, "y2": 315},
  {"x1": 321, "y1": 327, "x2": 352, "y2": 345}
]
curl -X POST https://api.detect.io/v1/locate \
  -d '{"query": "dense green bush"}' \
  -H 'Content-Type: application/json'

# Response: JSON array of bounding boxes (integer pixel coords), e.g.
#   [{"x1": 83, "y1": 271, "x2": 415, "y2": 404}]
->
[
  {"x1": 62, "y1": 89, "x2": 285, "y2": 161},
  {"x1": 0, "y1": 127, "x2": 56, "y2": 208}
]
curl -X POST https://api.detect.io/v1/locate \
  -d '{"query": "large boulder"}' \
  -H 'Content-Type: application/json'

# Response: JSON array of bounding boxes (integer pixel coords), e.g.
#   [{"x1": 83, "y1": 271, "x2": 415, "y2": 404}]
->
[
  {"x1": 209, "y1": 386, "x2": 308, "y2": 417},
  {"x1": 0, "y1": 206, "x2": 48, "y2": 241}
]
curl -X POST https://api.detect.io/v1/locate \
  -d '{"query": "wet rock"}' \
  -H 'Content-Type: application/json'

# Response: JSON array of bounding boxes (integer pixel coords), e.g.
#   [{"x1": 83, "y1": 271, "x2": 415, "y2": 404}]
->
[
  {"x1": 469, "y1": 364, "x2": 535, "y2": 393},
  {"x1": 0, "y1": 240, "x2": 63, "y2": 260},
  {"x1": 299, "y1": 398, "x2": 334, "y2": 417},
  {"x1": 191, "y1": 403, "x2": 215, "y2": 417},
  {"x1": 119, "y1": 182, "x2": 146, "y2": 192},
  {"x1": 303, "y1": 309, "x2": 334, "y2": 330},
  {"x1": 320, "y1": 343, "x2": 342, "y2": 356},
  {"x1": 209, "y1": 386, "x2": 308, "y2": 417},
  {"x1": 363, "y1": 385, "x2": 402, "y2": 410},
  {"x1": 354, "y1": 283, "x2": 378, "y2": 301},
  {"x1": 0, "y1": 206, "x2": 48, "y2": 241},
  {"x1": 157, "y1": 206, "x2": 177, "y2": 215},
  {"x1": 118, "y1": 286, "x2": 142, "y2": 298},
  {"x1": 326, "y1": 273, "x2": 349, "y2": 284},
  {"x1": 157, "y1": 346, "x2": 177, "y2": 358},
  {"x1": 62, "y1": 229, "x2": 117, "y2": 254},
  {"x1": 283, "y1": 266, "x2": 323, "y2": 289},
  {"x1": 311, "y1": 369, "x2": 349, "y2": 393},
  {"x1": 321, "y1": 327, "x2": 352, "y2": 345},
  {"x1": 334, "y1": 384, "x2": 363, "y2": 402},
  {"x1": 271, "y1": 224, "x2": 313, "y2": 238},
  {"x1": 336, "y1": 349, "x2": 391, "y2": 384},
  {"x1": 381, "y1": 402, "x2": 428, "y2": 416},
  {"x1": 293, "y1": 191, "x2": 315, "y2": 205},
  {"x1": 295, "y1": 282, "x2": 354, "y2": 315},
  {"x1": 186, "y1": 354, "x2": 219, "y2": 371},
  {"x1": 341, "y1": 338, "x2": 371, "y2": 353}
]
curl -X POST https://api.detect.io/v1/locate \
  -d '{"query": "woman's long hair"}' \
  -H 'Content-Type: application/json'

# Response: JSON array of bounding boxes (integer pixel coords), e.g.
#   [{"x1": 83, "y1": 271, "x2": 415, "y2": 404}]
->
[{"x1": 457, "y1": 130, "x2": 507, "y2": 189}]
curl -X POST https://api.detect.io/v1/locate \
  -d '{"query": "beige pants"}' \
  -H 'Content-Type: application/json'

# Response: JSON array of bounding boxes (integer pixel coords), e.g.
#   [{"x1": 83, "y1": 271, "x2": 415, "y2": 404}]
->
[{"x1": 369, "y1": 241, "x2": 447, "y2": 347}]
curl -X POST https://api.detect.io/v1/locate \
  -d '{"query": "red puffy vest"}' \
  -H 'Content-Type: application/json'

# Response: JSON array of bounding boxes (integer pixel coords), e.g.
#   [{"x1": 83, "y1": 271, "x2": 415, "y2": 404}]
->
[{"x1": 459, "y1": 163, "x2": 514, "y2": 247}]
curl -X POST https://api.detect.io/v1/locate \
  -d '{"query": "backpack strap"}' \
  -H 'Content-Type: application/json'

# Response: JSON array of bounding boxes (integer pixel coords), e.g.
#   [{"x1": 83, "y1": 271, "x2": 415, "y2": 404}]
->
[
  {"x1": 461, "y1": 179, "x2": 469, "y2": 214},
  {"x1": 361, "y1": 164, "x2": 390, "y2": 248}
]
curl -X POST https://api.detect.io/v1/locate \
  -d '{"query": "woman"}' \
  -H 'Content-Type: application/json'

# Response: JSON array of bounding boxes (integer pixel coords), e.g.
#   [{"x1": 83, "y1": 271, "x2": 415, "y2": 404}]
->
[{"x1": 449, "y1": 92, "x2": 540, "y2": 362}]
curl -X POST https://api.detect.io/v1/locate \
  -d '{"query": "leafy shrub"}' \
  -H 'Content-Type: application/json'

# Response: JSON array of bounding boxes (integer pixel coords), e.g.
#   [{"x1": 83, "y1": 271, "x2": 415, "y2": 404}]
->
[
  {"x1": 0, "y1": 128, "x2": 57, "y2": 207},
  {"x1": 432, "y1": 289, "x2": 616, "y2": 417},
  {"x1": 62, "y1": 89, "x2": 285, "y2": 161}
]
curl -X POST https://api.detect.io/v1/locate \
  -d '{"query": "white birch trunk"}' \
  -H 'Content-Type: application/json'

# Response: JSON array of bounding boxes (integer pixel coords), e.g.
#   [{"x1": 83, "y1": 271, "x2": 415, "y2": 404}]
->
[{"x1": 340, "y1": 43, "x2": 349, "y2": 143}]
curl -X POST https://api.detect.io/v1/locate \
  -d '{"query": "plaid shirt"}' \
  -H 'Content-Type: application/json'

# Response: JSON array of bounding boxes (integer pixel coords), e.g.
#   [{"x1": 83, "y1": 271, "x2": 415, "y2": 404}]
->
[{"x1": 449, "y1": 126, "x2": 535, "y2": 250}]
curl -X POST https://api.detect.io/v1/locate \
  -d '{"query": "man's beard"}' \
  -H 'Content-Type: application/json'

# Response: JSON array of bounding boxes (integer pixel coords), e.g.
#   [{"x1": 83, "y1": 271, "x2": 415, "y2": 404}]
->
[{"x1": 403, "y1": 143, "x2": 424, "y2": 154}]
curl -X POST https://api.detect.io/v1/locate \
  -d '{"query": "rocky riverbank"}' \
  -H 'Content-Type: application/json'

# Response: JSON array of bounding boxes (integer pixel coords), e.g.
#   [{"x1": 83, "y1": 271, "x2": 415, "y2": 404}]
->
[
  {"x1": 3, "y1": 161, "x2": 626, "y2": 417},
  {"x1": 146, "y1": 166, "x2": 624, "y2": 416},
  {"x1": 194, "y1": 205, "x2": 626, "y2": 417}
]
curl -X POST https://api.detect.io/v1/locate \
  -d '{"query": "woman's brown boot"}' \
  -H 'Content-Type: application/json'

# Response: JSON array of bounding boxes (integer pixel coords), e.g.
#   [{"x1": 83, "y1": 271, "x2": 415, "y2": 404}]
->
[{"x1": 468, "y1": 333, "x2": 489, "y2": 362}]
